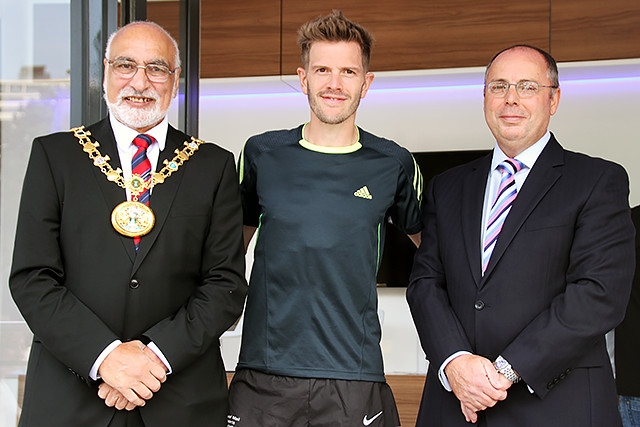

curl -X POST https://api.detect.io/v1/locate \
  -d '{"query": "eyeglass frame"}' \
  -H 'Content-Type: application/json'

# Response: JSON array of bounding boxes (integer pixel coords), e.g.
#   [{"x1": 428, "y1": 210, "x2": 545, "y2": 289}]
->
[
  {"x1": 106, "y1": 58, "x2": 178, "y2": 83},
  {"x1": 484, "y1": 80, "x2": 559, "y2": 98}
]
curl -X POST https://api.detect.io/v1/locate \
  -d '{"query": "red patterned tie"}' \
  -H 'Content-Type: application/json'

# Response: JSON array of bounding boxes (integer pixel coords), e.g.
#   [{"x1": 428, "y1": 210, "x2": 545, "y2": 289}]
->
[{"x1": 131, "y1": 134, "x2": 154, "y2": 251}]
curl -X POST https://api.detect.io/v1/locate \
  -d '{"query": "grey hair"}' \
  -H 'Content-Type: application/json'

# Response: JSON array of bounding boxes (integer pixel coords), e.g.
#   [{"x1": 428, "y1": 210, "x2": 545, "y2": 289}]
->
[{"x1": 104, "y1": 21, "x2": 181, "y2": 69}]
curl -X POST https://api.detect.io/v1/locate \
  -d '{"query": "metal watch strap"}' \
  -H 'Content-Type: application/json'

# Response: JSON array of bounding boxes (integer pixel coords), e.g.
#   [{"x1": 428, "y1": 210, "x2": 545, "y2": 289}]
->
[{"x1": 494, "y1": 356, "x2": 521, "y2": 383}]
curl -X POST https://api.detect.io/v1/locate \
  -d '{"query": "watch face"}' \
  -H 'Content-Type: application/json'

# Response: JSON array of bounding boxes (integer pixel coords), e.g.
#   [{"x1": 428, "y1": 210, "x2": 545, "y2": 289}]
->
[{"x1": 495, "y1": 359, "x2": 508, "y2": 370}]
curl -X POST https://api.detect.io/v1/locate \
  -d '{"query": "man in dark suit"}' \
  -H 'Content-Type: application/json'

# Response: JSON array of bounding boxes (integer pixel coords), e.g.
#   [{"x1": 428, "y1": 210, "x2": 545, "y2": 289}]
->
[
  {"x1": 407, "y1": 44, "x2": 635, "y2": 426},
  {"x1": 615, "y1": 205, "x2": 640, "y2": 426},
  {"x1": 9, "y1": 21, "x2": 247, "y2": 427}
]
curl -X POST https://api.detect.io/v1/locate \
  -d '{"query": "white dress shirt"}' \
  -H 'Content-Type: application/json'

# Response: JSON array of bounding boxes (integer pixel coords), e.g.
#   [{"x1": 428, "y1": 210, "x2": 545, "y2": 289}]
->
[{"x1": 89, "y1": 115, "x2": 173, "y2": 380}]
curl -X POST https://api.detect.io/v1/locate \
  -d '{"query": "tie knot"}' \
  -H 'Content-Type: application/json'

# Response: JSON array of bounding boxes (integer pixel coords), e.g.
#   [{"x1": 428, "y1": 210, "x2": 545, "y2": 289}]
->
[
  {"x1": 498, "y1": 158, "x2": 525, "y2": 176},
  {"x1": 133, "y1": 134, "x2": 155, "y2": 150}
]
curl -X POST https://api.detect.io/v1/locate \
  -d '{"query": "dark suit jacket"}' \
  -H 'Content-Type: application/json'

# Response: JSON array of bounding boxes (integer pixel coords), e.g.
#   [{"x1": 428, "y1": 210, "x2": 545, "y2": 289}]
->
[
  {"x1": 407, "y1": 134, "x2": 635, "y2": 427},
  {"x1": 10, "y1": 118, "x2": 247, "y2": 427},
  {"x1": 615, "y1": 205, "x2": 640, "y2": 397}
]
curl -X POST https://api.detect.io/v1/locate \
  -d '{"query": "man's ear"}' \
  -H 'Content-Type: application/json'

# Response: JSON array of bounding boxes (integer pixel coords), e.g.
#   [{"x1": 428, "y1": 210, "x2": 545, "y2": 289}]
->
[{"x1": 297, "y1": 67, "x2": 308, "y2": 95}]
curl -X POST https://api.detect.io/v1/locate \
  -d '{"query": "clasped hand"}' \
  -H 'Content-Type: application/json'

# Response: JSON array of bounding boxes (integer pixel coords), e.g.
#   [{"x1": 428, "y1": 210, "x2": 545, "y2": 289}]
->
[
  {"x1": 97, "y1": 340, "x2": 167, "y2": 410},
  {"x1": 445, "y1": 354, "x2": 512, "y2": 423}
]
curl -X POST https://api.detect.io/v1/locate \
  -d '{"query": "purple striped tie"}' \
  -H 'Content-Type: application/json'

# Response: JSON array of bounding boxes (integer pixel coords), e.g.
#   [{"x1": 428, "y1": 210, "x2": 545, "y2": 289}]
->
[{"x1": 482, "y1": 159, "x2": 525, "y2": 273}]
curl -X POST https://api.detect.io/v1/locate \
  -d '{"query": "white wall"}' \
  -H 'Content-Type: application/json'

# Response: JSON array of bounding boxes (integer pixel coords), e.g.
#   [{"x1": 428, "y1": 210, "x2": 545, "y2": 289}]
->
[
  {"x1": 198, "y1": 58, "x2": 640, "y2": 205},
  {"x1": 207, "y1": 58, "x2": 640, "y2": 374}
]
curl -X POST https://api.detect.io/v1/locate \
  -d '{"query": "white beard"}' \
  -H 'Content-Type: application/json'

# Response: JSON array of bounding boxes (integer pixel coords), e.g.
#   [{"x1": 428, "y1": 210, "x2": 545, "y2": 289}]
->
[{"x1": 104, "y1": 88, "x2": 167, "y2": 130}]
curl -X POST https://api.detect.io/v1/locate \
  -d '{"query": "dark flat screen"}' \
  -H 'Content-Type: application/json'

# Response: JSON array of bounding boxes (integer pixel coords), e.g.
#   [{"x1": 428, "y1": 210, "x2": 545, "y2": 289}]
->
[{"x1": 376, "y1": 149, "x2": 490, "y2": 287}]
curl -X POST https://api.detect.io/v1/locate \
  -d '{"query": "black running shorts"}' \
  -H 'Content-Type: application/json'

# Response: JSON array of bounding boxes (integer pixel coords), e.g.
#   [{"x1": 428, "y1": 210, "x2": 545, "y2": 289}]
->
[{"x1": 227, "y1": 369, "x2": 400, "y2": 427}]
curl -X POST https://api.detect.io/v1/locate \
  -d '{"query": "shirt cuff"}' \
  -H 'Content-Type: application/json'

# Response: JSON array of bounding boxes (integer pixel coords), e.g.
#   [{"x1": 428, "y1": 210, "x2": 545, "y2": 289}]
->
[
  {"x1": 438, "y1": 351, "x2": 472, "y2": 391},
  {"x1": 90, "y1": 340, "x2": 122, "y2": 381},
  {"x1": 147, "y1": 341, "x2": 172, "y2": 375}
]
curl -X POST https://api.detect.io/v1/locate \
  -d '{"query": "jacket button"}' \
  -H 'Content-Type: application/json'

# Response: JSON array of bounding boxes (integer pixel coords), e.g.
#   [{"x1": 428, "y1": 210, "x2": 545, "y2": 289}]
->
[
  {"x1": 474, "y1": 300, "x2": 485, "y2": 310},
  {"x1": 129, "y1": 279, "x2": 139, "y2": 289}
]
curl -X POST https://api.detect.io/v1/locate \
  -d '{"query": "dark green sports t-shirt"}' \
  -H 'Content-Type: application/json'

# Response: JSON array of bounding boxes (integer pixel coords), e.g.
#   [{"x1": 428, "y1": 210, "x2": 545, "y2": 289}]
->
[{"x1": 237, "y1": 124, "x2": 423, "y2": 381}]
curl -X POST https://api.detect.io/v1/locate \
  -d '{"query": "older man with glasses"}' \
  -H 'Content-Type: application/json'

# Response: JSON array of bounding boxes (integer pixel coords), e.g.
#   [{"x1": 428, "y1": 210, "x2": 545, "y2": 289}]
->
[
  {"x1": 407, "y1": 44, "x2": 634, "y2": 427},
  {"x1": 9, "y1": 21, "x2": 247, "y2": 427}
]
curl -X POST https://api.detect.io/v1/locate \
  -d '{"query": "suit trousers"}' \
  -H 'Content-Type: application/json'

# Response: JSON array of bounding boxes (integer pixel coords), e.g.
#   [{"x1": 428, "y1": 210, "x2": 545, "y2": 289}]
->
[{"x1": 109, "y1": 409, "x2": 145, "y2": 427}]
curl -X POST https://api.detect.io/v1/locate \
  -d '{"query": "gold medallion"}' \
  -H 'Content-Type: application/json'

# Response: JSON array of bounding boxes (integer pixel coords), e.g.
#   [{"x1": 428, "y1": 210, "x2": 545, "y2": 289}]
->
[{"x1": 111, "y1": 201, "x2": 155, "y2": 237}]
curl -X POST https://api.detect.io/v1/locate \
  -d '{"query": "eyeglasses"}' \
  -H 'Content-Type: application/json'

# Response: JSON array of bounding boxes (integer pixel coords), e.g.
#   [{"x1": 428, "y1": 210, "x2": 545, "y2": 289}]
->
[
  {"x1": 107, "y1": 59, "x2": 177, "y2": 83},
  {"x1": 485, "y1": 80, "x2": 558, "y2": 98}
]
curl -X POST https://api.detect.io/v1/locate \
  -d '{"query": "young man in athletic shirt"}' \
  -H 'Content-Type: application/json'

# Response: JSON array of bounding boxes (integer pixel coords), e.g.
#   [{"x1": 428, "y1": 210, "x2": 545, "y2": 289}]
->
[{"x1": 228, "y1": 10, "x2": 423, "y2": 427}]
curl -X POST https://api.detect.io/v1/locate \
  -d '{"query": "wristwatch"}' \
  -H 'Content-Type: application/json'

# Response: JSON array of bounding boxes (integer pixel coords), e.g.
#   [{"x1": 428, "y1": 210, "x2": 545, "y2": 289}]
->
[{"x1": 493, "y1": 355, "x2": 521, "y2": 383}]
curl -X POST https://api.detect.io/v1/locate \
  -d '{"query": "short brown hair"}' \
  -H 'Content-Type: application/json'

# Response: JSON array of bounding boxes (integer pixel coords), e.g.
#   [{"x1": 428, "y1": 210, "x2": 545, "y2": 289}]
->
[{"x1": 297, "y1": 10, "x2": 375, "y2": 71}]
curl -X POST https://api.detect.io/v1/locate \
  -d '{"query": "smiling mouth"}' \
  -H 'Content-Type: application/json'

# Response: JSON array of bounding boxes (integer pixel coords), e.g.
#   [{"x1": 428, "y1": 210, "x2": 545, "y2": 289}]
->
[
  {"x1": 321, "y1": 95, "x2": 348, "y2": 107},
  {"x1": 499, "y1": 113, "x2": 526, "y2": 122},
  {"x1": 320, "y1": 90, "x2": 348, "y2": 101},
  {"x1": 124, "y1": 96, "x2": 154, "y2": 104}
]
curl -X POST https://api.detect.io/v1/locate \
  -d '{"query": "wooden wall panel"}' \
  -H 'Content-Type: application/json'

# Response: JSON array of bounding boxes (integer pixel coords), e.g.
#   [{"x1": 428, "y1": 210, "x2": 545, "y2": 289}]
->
[
  {"x1": 150, "y1": 1, "x2": 282, "y2": 78},
  {"x1": 148, "y1": 2, "x2": 181, "y2": 46},
  {"x1": 199, "y1": 1, "x2": 281, "y2": 78},
  {"x1": 551, "y1": 0, "x2": 640, "y2": 61},
  {"x1": 281, "y1": 1, "x2": 550, "y2": 74},
  {"x1": 387, "y1": 374, "x2": 425, "y2": 427},
  {"x1": 150, "y1": 1, "x2": 639, "y2": 78}
]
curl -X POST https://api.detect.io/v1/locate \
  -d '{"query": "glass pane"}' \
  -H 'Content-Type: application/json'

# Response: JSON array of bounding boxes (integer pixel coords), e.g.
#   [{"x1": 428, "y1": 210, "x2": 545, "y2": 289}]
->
[{"x1": 0, "y1": 1, "x2": 70, "y2": 425}]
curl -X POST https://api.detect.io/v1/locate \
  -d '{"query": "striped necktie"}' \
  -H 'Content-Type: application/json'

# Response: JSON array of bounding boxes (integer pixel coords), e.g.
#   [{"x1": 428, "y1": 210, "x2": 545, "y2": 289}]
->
[
  {"x1": 131, "y1": 134, "x2": 154, "y2": 251},
  {"x1": 482, "y1": 158, "x2": 525, "y2": 274}
]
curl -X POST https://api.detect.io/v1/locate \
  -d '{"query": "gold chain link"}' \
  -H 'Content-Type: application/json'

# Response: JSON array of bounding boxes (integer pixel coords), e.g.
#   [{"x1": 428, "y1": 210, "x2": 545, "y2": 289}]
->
[{"x1": 70, "y1": 126, "x2": 205, "y2": 197}]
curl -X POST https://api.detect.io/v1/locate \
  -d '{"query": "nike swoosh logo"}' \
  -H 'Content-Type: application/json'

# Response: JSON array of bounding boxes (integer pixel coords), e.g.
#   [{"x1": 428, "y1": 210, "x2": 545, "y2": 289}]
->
[{"x1": 363, "y1": 410, "x2": 383, "y2": 426}]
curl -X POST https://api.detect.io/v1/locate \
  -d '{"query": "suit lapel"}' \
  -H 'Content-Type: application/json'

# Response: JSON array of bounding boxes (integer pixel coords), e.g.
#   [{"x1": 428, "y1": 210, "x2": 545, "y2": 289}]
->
[
  {"x1": 481, "y1": 136, "x2": 564, "y2": 280},
  {"x1": 462, "y1": 155, "x2": 492, "y2": 288},
  {"x1": 86, "y1": 119, "x2": 137, "y2": 262},
  {"x1": 132, "y1": 125, "x2": 188, "y2": 271}
]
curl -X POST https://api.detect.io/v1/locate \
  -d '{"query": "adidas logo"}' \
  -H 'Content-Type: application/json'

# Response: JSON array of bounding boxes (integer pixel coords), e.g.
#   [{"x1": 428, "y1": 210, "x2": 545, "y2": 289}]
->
[{"x1": 354, "y1": 186, "x2": 372, "y2": 200}]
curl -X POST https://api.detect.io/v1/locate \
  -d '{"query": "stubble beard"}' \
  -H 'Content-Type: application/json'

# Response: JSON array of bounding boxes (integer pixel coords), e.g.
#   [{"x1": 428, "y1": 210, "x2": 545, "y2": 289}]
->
[{"x1": 308, "y1": 89, "x2": 362, "y2": 125}]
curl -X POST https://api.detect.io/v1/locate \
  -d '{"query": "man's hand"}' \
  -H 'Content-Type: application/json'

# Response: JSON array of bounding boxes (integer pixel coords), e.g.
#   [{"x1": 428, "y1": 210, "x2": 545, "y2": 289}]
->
[
  {"x1": 98, "y1": 382, "x2": 139, "y2": 411},
  {"x1": 486, "y1": 368, "x2": 513, "y2": 392},
  {"x1": 445, "y1": 354, "x2": 510, "y2": 423},
  {"x1": 98, "y1": 340, "x2": 167, "y2": 407}
]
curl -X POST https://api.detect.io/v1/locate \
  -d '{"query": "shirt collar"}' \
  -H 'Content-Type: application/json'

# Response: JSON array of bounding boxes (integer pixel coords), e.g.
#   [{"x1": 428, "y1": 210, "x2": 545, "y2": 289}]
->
[
  {"x1": 490, "y1": 130, "x2": 550, "y2": 172},
  {"x1": 298, "y1": 122, "x2": 362, "y2": 154},
  {"x1": 109, "y1": 114, "x2": 168, "y2": 152}
]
